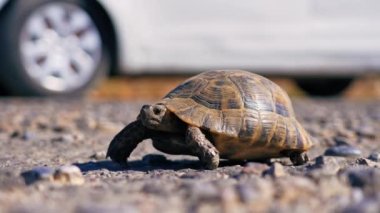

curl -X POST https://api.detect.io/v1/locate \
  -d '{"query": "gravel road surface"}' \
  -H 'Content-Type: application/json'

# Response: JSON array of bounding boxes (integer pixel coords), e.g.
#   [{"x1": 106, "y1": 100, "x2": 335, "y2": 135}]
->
[{"x1": 0, "y1": 98, "x2": 379, "y2": 213}]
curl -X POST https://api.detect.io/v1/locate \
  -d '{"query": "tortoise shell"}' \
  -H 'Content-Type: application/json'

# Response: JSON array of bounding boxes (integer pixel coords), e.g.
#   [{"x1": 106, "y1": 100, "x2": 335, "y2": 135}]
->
[{"x1": 161, "y1": 70, "x2": 313, "y2": 160}]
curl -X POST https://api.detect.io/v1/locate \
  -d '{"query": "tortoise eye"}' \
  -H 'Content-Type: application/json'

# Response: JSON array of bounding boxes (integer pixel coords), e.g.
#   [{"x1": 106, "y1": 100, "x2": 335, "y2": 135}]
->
[{"x1": 153, "y1": 107, "x2": 162, "y2": 115}]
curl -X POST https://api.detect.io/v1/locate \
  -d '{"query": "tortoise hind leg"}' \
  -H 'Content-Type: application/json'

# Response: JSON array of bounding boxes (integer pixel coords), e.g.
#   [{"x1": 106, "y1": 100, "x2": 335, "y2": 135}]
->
[
  {"x1": 288, "y1": 151, "x2": 309, "y2": 166},
  {"x1": 186, "y1": 126, "x2": 220, "y2": 169}
]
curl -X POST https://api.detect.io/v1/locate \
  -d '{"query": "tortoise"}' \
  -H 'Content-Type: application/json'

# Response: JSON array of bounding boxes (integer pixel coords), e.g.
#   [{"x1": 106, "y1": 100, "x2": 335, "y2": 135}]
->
[{"x1": 107, "y1": 70, "x2": 313, "y2": 169}]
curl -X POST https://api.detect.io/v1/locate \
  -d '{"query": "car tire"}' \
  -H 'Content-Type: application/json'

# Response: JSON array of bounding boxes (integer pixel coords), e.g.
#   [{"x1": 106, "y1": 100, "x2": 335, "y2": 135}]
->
[
  {"x1": 0, "y1": 0, "x2": 111, "y2": 96},
  {"x1": 295, "y1": 77, "x2": 353, "y2": 96}
]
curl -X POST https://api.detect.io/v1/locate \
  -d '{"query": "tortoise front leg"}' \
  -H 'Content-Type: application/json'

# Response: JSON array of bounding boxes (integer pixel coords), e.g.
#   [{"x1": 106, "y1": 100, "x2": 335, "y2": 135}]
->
[
  {"x1": 106, "y1": 120, "x2": 150, "y2": 165},
  {"x1": 186, "y1": 126, "x2": 220, "y2": 169}
]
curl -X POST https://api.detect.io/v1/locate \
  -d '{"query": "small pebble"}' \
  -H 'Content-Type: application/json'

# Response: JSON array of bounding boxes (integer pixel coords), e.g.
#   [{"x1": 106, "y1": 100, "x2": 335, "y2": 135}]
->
[
  {"x1": 368, "y1": 152, "x2": 380, "y2": 162},
  {"x1": 235, "y1": 184, "x2": 257, "y2": 203},
  {"x1": 51, "y1": 134, "x2": 75, "y2": 143},
  {"x1": 142, "y1": 182, "x2": 168, "y2": 195},
  {"x1": 75, "y1": 117, "x2": 97, "y2": 130},
  {"x1": 356, "y1": 158, "x2": 380, "y2": 168},
  {"x1": 54, "y1": 165, "x2": 85, "y2": 185},
  {"x1": 241, "y1": 162, "x2": 269, "y2": 176},
  {"x1": 51, "y1": 125, "x2": 67, "y2": 133},
  {"x1": 346, "y1": 168, "x2": 380, "y2": 190},
  {"x1": 90, "y1": 151, "x2": 107, "y2": 160},
  {"x1": 190, "y1": 182, "x2": 220, "y2": 201},
  {"x1": 264, "y1": 162, "x2": 286, "y2": 178},
  {"x1": 10, "y1": 130, "x2": 35, "y2": 141},
  {"x1": 324, "y1": 145, "x2": 362, "y2": 157},
  {"x1": 21, "y1": 167, "x2": 55, "y2": 185},
  {"x1": 308, "y1": 156, "x2": 342, "y2": 176},
  {"x1": 354, "y1": 125, "x2": 376, "y2": 139},
  {"x1": 179, "y1": 171, "x2": 202, "y2": 179},
  {"x1": 315, "y1": 156, "x2": 339, "y2": 166},
  {"x1": 343, "y1": 199, "x2": 380, "y2": 213}
]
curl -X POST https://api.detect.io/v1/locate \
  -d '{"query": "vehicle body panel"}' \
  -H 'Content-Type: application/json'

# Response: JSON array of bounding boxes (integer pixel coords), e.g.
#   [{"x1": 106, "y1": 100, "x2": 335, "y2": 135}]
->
[{"x1": 3, "y1": 0, "x2": 380, "y2": 76}]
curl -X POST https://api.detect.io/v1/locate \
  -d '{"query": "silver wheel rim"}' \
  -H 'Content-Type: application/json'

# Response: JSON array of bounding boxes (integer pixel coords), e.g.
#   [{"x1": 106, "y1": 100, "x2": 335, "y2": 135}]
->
[{"x1": 19, "y1": 2, "x2": 102, "y2": 92}]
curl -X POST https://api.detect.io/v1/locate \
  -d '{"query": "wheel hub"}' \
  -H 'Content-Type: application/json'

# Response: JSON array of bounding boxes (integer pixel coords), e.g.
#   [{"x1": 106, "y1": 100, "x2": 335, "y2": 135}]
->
[{"x1": 19, "y1": 2, "x2": 102, "y2": 92}]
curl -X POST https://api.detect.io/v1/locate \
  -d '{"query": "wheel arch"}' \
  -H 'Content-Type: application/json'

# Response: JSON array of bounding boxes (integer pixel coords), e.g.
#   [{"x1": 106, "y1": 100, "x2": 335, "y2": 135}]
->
[{"x1": 85, "y1": 0, "x2": 119, "y2": 76}]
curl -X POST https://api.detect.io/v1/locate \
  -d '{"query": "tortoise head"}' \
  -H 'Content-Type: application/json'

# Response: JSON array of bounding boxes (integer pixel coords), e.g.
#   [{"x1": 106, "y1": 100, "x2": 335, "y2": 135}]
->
[{"x1": 139, "y1": 103, "x2": 184, "y2": 132}]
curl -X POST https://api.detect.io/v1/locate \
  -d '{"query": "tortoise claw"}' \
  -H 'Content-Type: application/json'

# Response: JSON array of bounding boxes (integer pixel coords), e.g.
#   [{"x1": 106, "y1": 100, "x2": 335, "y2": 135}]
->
[
  {"x1": 202, "y1": 159, "x2": 219, "y2": 170},
  {"x1": 199, "y1": 146, "x2": 220, "y2": 170}
]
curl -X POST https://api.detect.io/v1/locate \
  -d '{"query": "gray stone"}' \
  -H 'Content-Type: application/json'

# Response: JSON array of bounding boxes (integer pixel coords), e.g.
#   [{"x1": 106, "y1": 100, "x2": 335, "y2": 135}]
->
[
  {"x1": 54, "y1": 165, "x2": 84, "y2": 185},
  {"x1": 343, "y1": 199, "x2": 380, "y2": 213},
  {"x1": 324, "y1": 145, "x2": 362, "y2": 157},
  {"x1": 90, "y1": 151, "x2": 107, "y2": 160},
  {"x1": 345, "y1": 168, "x2": 380, "y2": 193},
  {"x1": 51, "y1": 124, "x2": 68, "y2": 133},
  {"x1": 241, "y1": 162, "x2": 269, "y2": 176},
  {"x1": 274, "y1": 176, "x2": 317, "y2": 204},
  {"x1": 51, "y1": 134, "x2": 76, "y2": 143},
  {"x1": 21, "y1": 167, "x2": 55, "y2": 185},
  {"x1": 186, "y1": 182, "x2": 220, "y2": 202},
  {"x1": 235, "y1": 178, "x2": 273, "y2": 211},
  {"x1": 355, "y1": 125, "x2": 376, "y2": 139},
  {"x1": 308, "y1": 156, "x2": 343, "y2": 177},
  {"x1": 10, "y1": 130, "x2": 36, "y2": 141},
  {"x1": 264, "y1": 162, "x2": 286, "y2": 178},
  {"x1": 368, "y1": 152, "x2": 380, "y2": 162},
  {"x1": 356, "y1": 158, "x2": 380, "y2": 168},
  {"x1": 219, "y1": 187, "x2": 241, "y2": 213},
  {"x1": 75, "y1": 117, "x2": 97, "y2": 130}
]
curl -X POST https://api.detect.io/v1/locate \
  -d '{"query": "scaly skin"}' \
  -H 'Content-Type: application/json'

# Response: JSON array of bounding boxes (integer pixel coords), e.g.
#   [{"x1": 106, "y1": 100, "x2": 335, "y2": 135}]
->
[
  {"x1": 107, "y1": 121, "x2": 221, "y2": 169},
  {"x1": 185, "y1": 126, "x2": 220, "y2": 169},
  {"x1": 106, "y1": 120, "x2": 150, "y2": 165}
]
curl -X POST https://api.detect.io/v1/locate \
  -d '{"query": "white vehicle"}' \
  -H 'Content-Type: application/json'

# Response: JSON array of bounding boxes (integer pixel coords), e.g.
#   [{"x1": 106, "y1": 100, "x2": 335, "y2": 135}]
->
[{"x1": 0, "y1": 0, "x2": 379, "y2": 96}]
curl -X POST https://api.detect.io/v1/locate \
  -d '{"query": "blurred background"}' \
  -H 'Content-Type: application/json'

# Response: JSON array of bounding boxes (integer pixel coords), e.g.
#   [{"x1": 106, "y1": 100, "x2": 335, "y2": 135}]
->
[{"x1": 0, "y1": 0, "x2": 379, "y2": 99}]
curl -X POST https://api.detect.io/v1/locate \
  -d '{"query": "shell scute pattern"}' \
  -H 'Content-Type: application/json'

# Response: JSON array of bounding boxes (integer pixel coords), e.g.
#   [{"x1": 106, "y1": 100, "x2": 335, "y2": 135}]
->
[
  {"x1": 238, "y1": 111, "x2": 260, "y2": 139},
  {"x1": 268, "y1": 116, "x2": 287, "y2": 148},
  {"x1": 275, "y1": 103, "x2": 290, "y2": 117},
  {"x1": 163, "y1": 70, "x2": 312, "y2": 156}
]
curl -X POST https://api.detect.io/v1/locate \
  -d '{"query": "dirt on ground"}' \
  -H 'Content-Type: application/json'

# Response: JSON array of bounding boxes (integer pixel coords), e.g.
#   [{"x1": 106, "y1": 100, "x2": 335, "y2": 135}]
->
[{"x1": 0, "y1": 97, "x2": 379, "y2": 212}]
